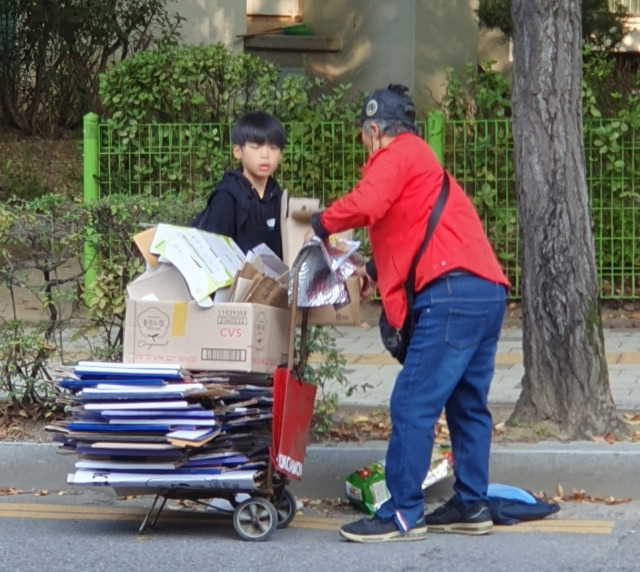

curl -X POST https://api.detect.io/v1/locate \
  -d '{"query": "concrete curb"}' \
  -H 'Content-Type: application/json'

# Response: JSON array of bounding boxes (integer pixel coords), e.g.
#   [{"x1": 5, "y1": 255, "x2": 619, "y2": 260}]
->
[
  {"x1": 3, "y1": 441, "x2": 640, "y2": 501},
  {"x1": 290, "y1": 441, "x2": 640, "y2": 500}
]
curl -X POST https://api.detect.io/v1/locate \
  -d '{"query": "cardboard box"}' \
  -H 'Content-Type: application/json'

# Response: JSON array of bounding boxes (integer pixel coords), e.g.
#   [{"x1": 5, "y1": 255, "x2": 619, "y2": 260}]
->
[
  {"x1": 123, "y1": 264, "x2": 290, "y2": 373},
  {"x1": 300, "y1": 276, "x2": 361, "y2": 326},
  {"x1": 281, "y1": 192, "x2": 361, "y2": 326},
  {"x1": 134, "y1": 224, "x2": 246, "y2": 308},
  {"x1": 133, "y1": 227, "x2": 160, "y2": 267},
  {"x1": 280, "y1": 191, "x2": 322, "y2": 269}
]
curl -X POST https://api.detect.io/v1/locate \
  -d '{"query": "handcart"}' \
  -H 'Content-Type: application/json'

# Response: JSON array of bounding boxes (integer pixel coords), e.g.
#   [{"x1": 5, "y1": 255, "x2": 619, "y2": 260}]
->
[{"x1": 121, "y1": 258, "x2": 317, "y2": 542}]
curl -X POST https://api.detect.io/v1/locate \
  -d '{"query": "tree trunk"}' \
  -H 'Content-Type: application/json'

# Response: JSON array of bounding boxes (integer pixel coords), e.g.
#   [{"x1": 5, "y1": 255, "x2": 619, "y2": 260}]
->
[{"x1": 509, "y1": 0, "x2": 626, "y2": 438}]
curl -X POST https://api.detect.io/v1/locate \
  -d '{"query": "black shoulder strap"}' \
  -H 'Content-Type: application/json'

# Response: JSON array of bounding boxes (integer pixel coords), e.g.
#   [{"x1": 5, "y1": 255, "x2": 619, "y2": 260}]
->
[{"x1": 407, "y1": 170, "x2": 450, "y2": 289}]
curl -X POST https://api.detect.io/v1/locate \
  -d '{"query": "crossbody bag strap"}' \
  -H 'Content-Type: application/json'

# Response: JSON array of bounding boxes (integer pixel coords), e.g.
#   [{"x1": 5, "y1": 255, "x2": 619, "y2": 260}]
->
[{"x1": 406, "y1": 170, "x2": 450, "y2": 291}]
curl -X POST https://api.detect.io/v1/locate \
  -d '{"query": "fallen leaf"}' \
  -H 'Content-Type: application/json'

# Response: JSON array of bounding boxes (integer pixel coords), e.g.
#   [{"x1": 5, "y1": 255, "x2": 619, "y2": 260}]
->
[{"x1": 570, "y1": 489, "x2": 587, "y2": 501}]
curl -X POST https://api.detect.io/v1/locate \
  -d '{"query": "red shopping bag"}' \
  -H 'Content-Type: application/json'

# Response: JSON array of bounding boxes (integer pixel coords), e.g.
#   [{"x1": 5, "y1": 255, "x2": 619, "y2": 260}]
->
[{"x1": 270, "y1": 366, "x2": 317, "y2": 480}]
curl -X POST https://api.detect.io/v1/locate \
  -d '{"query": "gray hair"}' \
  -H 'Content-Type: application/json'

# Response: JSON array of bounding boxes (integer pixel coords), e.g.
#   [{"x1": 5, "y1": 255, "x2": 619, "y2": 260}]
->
[{"x1": 362, "y1": 118, "x2": 419, "y2": 137}]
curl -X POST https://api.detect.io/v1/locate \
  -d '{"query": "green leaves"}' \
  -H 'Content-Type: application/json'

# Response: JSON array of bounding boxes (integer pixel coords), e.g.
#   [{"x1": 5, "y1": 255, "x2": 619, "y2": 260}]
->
[
  {"x1": 477, "y1": 0, "x2": 629, "y2": 49},
  {"x1": 97, "y1": 43, "x2": 360, "y2": 200},
  {"x1": 1, "y1": 0, "x2": 182, "y2": 135},
  {"x1": 441, "y1": 60, "x2": 511, "y2": 121},
  {"x1": 298, "y1": 325, "x2": 372, "y2": 436}
]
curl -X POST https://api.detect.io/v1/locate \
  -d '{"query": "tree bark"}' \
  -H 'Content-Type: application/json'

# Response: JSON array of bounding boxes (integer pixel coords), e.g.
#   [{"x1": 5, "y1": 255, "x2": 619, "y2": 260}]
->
[{"x1": 510, "y1": 0, "x2": 626, "y2": 437}]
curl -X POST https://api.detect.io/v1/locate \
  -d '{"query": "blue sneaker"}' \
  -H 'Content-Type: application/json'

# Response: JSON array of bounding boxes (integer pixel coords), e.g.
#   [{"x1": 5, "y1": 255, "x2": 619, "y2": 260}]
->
[{"x1": 339, "y1": 516, "x2": 427, "y2": 543}]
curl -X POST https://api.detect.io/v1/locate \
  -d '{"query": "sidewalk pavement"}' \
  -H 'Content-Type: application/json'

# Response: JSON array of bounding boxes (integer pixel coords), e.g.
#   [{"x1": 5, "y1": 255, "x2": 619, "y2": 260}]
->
[
  {"x1": 316, "y1": 323, "x2": 640, "y2": 411},
  {"x1": 3, "y1": 323, "x2": 640, "y2": 503}
]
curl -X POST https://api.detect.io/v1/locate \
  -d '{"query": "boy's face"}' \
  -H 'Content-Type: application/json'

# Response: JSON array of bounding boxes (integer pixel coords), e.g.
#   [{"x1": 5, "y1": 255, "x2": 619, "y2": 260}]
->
[{"x1": 233, "y1": 142, "x2": 282, "y2": 187}]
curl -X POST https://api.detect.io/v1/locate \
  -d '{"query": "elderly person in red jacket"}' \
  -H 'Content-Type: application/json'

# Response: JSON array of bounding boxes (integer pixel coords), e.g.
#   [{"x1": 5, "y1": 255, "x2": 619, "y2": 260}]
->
[{"x1": 307, "y1": 84, "x2": 509, "y2": 543}]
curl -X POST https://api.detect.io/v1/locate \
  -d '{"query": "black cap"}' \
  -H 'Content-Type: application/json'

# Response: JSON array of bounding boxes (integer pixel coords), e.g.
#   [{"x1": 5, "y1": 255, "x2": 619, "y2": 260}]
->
[{"x1": 359, "y1": 84, "x2": 416, "y2": 124}]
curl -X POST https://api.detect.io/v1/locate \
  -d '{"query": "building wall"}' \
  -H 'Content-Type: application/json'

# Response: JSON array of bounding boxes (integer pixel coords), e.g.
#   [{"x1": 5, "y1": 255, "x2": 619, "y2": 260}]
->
[
  {"x1": 177, "y1": 0, "x2": 245, "y2": 53},
  {"x1": 413, "y1": 0, "x2": 480, "y2": 110},
  {"x1": 303, "y1": 0, "x2": 416, "y2": 95},
  {"x1": 478, "y1": 29, "x2": 512, "y2": 76},
  {"x1": 295, "y1": 0, "x2": 480, "y2": 112},
  {"x1": 173, "y1": 0, "x2": 485, "y2": 112}
]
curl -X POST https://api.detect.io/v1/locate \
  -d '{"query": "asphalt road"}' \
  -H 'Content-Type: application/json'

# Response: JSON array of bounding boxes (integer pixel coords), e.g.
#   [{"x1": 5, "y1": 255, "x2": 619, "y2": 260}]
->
[{"x1": 0, "y1": 492, "x2": 639, "y2": 572}]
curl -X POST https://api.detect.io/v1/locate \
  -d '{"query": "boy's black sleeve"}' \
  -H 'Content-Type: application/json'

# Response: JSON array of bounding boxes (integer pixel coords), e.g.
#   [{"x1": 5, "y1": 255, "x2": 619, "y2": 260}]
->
[{"x1": 200, "y1": 190, "x2": 236, "y2": 238}]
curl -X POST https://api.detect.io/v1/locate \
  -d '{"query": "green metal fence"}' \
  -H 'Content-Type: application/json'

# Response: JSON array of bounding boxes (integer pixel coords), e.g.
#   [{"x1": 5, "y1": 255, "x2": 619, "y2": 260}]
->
[
  {"x1": 83, "y1": 113, "x2": 640, "y2": 300},
  {"x1": 443, "y1": 119, "x2": 519, "y2": 296}
]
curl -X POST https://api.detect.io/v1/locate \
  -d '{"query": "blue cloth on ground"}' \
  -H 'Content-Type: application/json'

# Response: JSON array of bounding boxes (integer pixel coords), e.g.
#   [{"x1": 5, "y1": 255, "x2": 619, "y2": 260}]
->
[
  {"x1": 487, "y1": 483, "x2": 561, "y2": 525},
  {"x1": 488, "y1": 483, "x2": 537, "y2": 504}
]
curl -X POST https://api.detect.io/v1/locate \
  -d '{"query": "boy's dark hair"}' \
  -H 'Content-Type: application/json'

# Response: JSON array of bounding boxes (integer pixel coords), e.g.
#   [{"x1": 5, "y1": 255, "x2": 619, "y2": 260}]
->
[{"x1": 231, "y1": 111, "x2": 287, "y2": 149}]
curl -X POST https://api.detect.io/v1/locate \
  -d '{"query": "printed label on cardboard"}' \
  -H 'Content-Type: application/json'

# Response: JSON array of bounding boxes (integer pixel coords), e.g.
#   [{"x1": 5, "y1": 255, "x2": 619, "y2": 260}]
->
[
  {"x1": 200, "y1": 348, "x2": 247, "y2": 363},
  {"x1": 254, "y1": 312, "x2": 268, "y2": 350},
  {"x1": 215, "y1": 309, "x2": 248, "y2": 325},
  {"x1": 137, "y1": 307, "x2": 171, "y2": 342}
]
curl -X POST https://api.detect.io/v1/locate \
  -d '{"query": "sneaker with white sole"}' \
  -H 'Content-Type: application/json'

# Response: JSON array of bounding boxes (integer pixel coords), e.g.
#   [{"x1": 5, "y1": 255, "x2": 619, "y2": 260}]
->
[
  {"x1": 340, "y1": 516, "x2": 427, "y2": 543},
  {"x1": 424, "y1": 498, "x2": 493, "y2": 535}
]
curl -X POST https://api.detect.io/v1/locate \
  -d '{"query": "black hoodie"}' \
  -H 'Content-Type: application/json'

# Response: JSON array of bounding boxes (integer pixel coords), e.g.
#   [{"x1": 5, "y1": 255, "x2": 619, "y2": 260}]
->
[{"x1": 193, "y1": 168, "x2": 283, "y2": 259}]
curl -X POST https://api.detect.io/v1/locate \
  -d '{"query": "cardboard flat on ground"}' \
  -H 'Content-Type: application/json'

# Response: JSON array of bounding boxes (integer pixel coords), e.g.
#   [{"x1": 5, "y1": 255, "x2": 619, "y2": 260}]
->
[{"x1": 123, "y1": 264, "x2": 290, "y2": 373}]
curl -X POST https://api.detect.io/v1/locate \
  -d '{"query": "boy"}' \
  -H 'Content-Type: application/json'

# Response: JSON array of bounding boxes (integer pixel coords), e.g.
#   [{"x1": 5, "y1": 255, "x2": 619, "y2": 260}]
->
[{"x1": 192, "y1": 111, "x2": 287, "y2": 259}]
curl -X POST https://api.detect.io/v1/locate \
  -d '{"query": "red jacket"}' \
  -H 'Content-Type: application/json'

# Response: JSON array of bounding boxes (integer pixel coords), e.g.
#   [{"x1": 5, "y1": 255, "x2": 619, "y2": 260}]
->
[{"x1": 317, "y1": 133, "x2": 509, "y2": 329}]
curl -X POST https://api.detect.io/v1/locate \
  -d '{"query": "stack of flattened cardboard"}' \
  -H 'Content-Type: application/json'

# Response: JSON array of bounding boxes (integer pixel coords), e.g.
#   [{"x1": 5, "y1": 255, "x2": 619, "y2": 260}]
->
[{"x1": 49, "y1": 362, "x2": 275, "y2": 492}]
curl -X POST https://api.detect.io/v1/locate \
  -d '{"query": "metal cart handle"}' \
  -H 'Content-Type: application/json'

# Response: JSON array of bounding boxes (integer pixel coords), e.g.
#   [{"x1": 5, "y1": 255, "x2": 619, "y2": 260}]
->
[{"x1": 287, "y1": 248, "x2": 311, "y2": 376}]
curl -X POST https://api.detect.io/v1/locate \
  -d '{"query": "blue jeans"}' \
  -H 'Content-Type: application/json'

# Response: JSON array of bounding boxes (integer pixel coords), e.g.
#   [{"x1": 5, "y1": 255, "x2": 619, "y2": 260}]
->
[{"x1": 376, "y1": 272, "x2": 507, "y2": 532}]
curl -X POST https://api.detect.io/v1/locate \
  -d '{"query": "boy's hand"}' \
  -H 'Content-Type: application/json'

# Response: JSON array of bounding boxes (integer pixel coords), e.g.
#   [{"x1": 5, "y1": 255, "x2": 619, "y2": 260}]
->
[
  {"x1": 355, "y1": 264, "x2": 376, "y2": 301},
  {"x1": 304, "y1": 229, "x2": 315, "y2": 242}
]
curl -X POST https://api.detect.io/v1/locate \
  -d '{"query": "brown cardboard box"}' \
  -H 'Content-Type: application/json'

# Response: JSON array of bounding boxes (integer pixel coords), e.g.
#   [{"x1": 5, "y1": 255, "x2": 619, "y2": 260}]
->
[
  {"x1": 132, "y1": 224, "x2": 246, "y2": 308},
  {"x1": 281, "y1": 191, "x2": 361, "y2": 326},
  {"x1": 133, "y1": 227, "x2": 160, "y2": 267},
  {"x1": 298, "y1": 275, "x2": 361, "y2": 326},
  {"x1": 280, "y1": 191, "x2": 322, "y2": 269},
  {"x1": 123, "y1": 264, "x2": 290, "y2": 373},
  {"x1": 242, "y1": 275, "x2": 289, "y2": 309}
]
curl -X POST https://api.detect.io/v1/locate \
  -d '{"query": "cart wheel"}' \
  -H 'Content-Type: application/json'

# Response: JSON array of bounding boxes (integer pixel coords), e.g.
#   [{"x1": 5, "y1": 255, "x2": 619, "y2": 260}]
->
[
  {"x1": 233, "y1": 497, "x2": 278, "y2": 542},
  {"x1": 273, "y1": 488, "x2": 296, "y2": 529}
]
